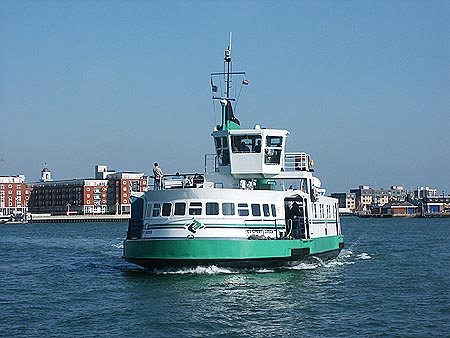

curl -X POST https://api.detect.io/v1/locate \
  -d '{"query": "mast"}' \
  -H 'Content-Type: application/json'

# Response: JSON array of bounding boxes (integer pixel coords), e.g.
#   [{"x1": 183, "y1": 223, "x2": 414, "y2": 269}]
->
[
  {"x1": 211, "y1": 32, "x2": 244, "y2": 131},
  {"x1": 225, "y1": 32, "x2": 232, "y2": 98}
]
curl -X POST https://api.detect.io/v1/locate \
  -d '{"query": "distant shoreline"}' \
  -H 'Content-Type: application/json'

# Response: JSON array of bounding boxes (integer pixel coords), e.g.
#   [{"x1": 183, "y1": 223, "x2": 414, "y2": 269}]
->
[{"x1": 1, "y1": 214, "x2": 129, "y2": 224}]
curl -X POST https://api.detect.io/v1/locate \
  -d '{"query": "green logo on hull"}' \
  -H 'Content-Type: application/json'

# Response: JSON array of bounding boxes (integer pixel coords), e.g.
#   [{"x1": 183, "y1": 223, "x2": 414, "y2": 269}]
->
[{"x1": 186, "y1": 219, "x2": 203, "y2": 234}]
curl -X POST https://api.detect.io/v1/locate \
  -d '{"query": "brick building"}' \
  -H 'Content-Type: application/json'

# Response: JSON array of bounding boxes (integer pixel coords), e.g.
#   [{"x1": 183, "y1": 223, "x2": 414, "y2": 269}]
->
[
  {"x1": 28, "y1": 178, "x2": 110, "y2": 215},
  {"x1": 28, "y1": 165, "x2": 148, "y2": 216},
  {"x1": 0, "y1": 175, "x2": 31, "y2": 219}
]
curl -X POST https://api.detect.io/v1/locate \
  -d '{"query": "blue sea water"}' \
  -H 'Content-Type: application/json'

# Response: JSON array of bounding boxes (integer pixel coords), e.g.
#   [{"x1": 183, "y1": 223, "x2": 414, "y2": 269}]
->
[{"x1": 1, "y1": 217, "x2": 450, "y2": 337}]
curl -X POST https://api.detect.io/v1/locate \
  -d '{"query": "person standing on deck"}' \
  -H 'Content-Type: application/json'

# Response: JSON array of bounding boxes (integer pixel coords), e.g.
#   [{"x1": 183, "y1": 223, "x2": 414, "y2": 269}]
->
[{"x1": 153, "y1": 162, "x2": 164, "y2": 190}]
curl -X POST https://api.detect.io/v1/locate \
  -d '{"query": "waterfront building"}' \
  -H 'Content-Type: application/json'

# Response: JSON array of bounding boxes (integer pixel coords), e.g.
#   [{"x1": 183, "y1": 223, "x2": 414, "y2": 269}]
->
[
  {"x1": 106, "y1": 171, "x2": 148, "y2": 214},
  {"x1": 334, "y1": 184, "x2": 449, "y2": 217},
  {"x1": 348, "y1": 185, "x2": 410, "y2": 214},
  {"x1": 374, "y1": 189, "x2": 390, "y2": 206},
  {"x1": 28, "y1": 179, "x2": 108, "y2": 215},
  {"x1": 417, "y1": 186, "x2": 438, "y2": 199},
  {"x1": 350, "y1": 185, "x2": 373, "y2": 213},
  {"x1": 95, "y1": 165, "x2": 116, "y2": 180},
  {"x1": 0, "y1": 175, "x2": 31, "y2": 219},
  {"x1": 421, "y1": 195, "x2": 450, "y2": 214},
  {"x1": 28, "y1": 165, "x2": 148, "y2": 216},
  {"x1": 40, "y1": 165, "x2": 52, "y2": 182},
  {"x1": 330, "y1": 192, "x2": 356, "y2": 213},
  {"x1": 371, "y1": 201, "x2": 419, "y2": 217},
  {"x1": 388, "y1": 186, "x2": 411, "y2": 202}
]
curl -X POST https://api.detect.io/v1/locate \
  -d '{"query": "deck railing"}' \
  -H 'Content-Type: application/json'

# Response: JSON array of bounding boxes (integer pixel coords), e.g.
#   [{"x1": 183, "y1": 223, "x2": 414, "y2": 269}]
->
[
  {"x1": 283, "y1": 152, "x2": 311, "y2": 172},
  {"x1": 204, "y1": 153, "x2": 312, "y2": 174}
]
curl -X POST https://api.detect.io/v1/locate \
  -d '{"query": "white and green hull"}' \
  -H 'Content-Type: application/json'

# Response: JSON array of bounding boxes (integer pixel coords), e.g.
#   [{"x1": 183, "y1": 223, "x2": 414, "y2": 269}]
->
[
  {"x1": 124, "y1": 235, "x2": 344, "y2": 269},
  {"x1": 123, "y1": 188, "x2": 344, "y2": 269}
]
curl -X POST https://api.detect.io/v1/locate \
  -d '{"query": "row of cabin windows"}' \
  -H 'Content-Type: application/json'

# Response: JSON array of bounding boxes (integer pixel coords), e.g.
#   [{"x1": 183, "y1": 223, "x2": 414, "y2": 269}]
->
[
  {"x1": 148, "y1": 202, "x2": 277, "y2": 218},
  {"x1": 313, "y1": 203, "x2": 337, "y2": 218}
]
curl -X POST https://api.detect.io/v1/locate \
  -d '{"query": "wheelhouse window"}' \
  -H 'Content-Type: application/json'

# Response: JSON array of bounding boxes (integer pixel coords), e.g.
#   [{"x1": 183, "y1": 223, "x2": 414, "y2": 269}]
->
[
  {"x1": 162, "y1": 203, "x2": 171, "y2": 216},
  {"x1": 206, "y1": 202, "x2": 219, "y2": 215},
  {"x1": 231, "y1": 135, "x2": 262, "y2": 153},
  {"x1": 189, "y1": 202, "x2": 202, "y2": 215},
  {"x1": 152, "y1": 203, "x2": 161, "y2": 217},
  {"x1": 238, "y1": 203, "x2": 249, "y2": 216},
  {"x1": 264, "y1": 136, "x2": 283, "y2": 164},
  {"x1": 266, "y1": 136, "x2": 283, "y2": 147},
  {"x1": 174, "y1": 202, "x2": 186, "y2": 215},
  {"x1": 215, "y1": 137, "x2": 230, "y2": 166},
  {"x1": 222, "y1": 202, "x2": 235, "y2": 215}
]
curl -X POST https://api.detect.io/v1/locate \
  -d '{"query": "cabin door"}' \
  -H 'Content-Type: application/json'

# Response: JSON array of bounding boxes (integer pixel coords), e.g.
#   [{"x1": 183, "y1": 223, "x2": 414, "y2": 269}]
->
[{"x1": 284, "y1": 197, "x2": 308, "y2": 239}]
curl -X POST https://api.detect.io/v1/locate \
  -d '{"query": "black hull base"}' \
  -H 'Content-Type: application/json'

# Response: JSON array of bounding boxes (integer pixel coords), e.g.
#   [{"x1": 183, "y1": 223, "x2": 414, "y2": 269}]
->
[{"x1": 124, "y1": 248, "x2": 342, "y2": 270}]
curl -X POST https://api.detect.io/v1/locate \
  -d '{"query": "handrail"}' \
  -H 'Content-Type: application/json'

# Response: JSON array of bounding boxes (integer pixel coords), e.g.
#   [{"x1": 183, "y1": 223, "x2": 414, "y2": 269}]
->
[
  {"x1": 284, "y1": 152, "x2": 311, "y2": 172},
  {"x1": 204, "y1": 154, "x2": 217, "y2": 174}
]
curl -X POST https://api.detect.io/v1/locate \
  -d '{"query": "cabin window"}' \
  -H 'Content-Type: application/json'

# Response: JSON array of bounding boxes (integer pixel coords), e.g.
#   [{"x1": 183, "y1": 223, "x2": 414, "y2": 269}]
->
[
  {"x1": 145, "y1": 203, "x2": 152, "y2": 217},
  {"x1": 162, "y1": 203, "x2": 171, "y2": 216},
  {"x1": 222, "y1": 202, "x2": 235, "y2": 215},
  {"x1": 231, "y1": 135, "x2": 262, "y2": 153},
  {"x1": 215, "y1": 137, "x2": 222, "y2": 148},
  {"x1": 152, "y1": 203, "x2": 161, "y2": 217},
  {"x1": 271, "y1": 204, "x2": 277, "y2": 217},
  {"x1": 189, "y1": 202, "x2": 202, "y2": 215},
  {"x1": 238, "y1": 203, "x2": 249, "y2": 216},
  {"x1": 264, "y1": 136, "x2": 283, "y2": 165},
  {"x1": 264, "y1": 149, "x2": 281, "y2": 165},
  {"x1": 266, "y1": 136, "x2": 283, "y2": 147},
  {"x1": 174, "y1": 202, "x2": 186, "y2": 215},
  {"x1": 263, "y1": 204, "x2": 270, "y2": 217},
  {"x1": 299, "y1": 178, "x2": 309, "y2": 193},
  {"x1": 206, "y1": 202, "x2": 219, "y2": 215},
  {"x1": 251, "y1": 204, "x2": 261, "y2": 216}
]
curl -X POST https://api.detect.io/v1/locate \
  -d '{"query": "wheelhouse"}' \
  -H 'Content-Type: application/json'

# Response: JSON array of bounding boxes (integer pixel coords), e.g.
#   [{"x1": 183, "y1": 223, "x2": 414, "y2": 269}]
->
[{"x1": 212, "y1": 127, "x2": 289, "y2": 177}]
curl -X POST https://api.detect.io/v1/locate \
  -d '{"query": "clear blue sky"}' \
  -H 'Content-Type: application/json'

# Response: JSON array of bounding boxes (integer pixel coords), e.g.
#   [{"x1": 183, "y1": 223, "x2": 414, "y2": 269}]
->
[{"x1": 1, "y1": 0, "x2": 449, "y2": 194}]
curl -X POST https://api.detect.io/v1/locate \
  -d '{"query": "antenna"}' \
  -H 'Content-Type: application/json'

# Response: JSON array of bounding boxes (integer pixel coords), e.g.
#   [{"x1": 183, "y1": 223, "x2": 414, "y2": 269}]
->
[
  {"x1": 211, "y1": 32, "x2": 244, "y2": 131},
  {"x1": 224, "y1": 32, "x2": 232, "y2": 98}
]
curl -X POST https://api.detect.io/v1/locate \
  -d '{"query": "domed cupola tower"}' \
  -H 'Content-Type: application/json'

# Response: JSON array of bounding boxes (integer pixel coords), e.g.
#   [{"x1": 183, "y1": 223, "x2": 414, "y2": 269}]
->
[{"x1": 40, "y1": 164, "x2": 52, "y2": 182}]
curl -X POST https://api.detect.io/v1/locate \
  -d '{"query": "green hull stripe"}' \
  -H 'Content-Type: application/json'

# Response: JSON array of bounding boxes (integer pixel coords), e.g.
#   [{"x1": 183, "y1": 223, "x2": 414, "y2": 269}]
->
[
  {"x1": 146, "y1": 223, "x2": 286, "y2": 228},
  {"x1": 124, "y1": 235, "x2": 344, "y2": 260}
]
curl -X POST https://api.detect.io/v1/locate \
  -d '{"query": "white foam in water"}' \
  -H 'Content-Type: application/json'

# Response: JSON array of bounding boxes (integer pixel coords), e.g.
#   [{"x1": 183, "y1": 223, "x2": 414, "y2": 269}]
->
[
  {"x1": 110, "y1": 243, "x2": 123, "y2": 249},
  {"x1": 338, "y1": 249, "x2": 353, "y2": 259},
  {"x1": 310, "y1": 255, "x2": 325, "y2": 266},
  {"x1": 154, "y1": 265, "x2": 236, "y2": 275},
  {"x1": 326, "y1": 260, "x2": 345, "y2": 267},
  {"x1": 145, "y1": 249, "x2": 372, "y2": 275},
  {"x1": 288, "y1": 262, "x2": 320, "y2": 270},
  {"x1": 151, "y1": 265, "x2": 277, "y2": 275},
  {"x1": 255, "y1": 268, "x2": 275, "y2": 273},
  {"x1": 357, "y1": 252, "x2": 372, "y2": 260}
]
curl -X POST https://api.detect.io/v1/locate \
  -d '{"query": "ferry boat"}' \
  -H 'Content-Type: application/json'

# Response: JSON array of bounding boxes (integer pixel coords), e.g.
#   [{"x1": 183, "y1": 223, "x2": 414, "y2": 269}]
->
[{"x1": 123, "y1": 38, "x2": 344, "y2": 269}]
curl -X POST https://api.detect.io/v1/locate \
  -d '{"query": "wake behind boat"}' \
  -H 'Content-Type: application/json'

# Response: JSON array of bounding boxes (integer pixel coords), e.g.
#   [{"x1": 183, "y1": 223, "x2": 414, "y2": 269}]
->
[{"x1": 123, "y1": 37, "x2": 344, "y2": 269}]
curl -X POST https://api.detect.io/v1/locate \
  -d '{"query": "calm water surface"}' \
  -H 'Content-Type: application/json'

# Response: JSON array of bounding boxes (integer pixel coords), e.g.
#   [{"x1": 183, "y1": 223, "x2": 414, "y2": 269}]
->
[{"x1": 1, "y1": 218, "x2": 449, "y2": 337}]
